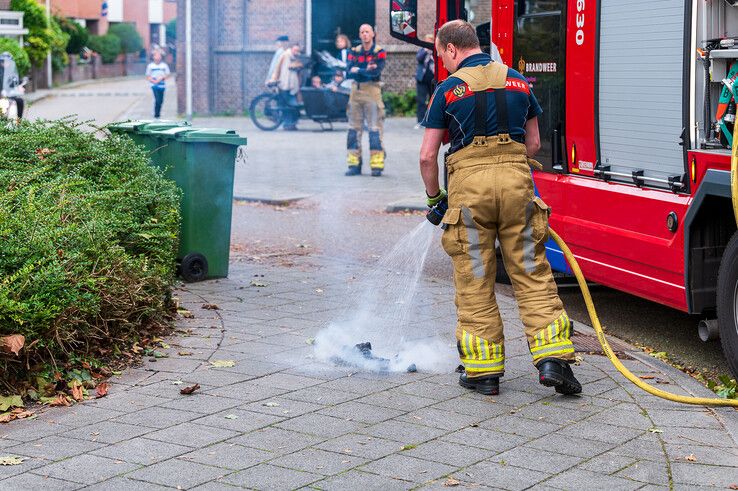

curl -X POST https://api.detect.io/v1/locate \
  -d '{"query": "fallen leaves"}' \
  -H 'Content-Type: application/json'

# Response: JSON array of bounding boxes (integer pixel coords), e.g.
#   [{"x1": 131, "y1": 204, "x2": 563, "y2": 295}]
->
[
  {"x1": 0, "y1": 335, "x2": 24, "y2": 356},
  {"x1": 685, "y1": 453, "x2": 697, "y2": 462},
  {"x1": 202, "y1": 304, "x2": 219, "y2": 310},
  {"x1": 648, "y1": 428, "x2": 663, "y2": 434},
  {"x1": 250, "y1": 279, "x2": 269, "y2": 288},
  {"x1": 178, "y1": 351, "x2": 193, "y2": 356},
  {"x1": 224, "y1": 414, "x2": 239, "y2": 420},
  {"x1": 400, "y1": 444, "x2": 417, "y2": 451},
  {"x1": 95, "y1": 382, "x2": 109, "y2": 398},
  {"x1": 178, "y1": 308, "x2": 194, "y2": 319},
  {"x1": 0, "y1": 395, "x2": 23, "y2": 412},
  {"x1": 444, "y1": 477, "x2": 461, "y2": 487},
  {"x1": 262, "y1": 402, "x2": 280, "y2": 407},
  {"x1": 0, "y1": 455, "x2": 25, "y2": 466},
  {"x1": 70, "y1": 383, "x2": 85, "y2": 402},
  {"x1": 180, "y1": 384, "x2": 200, "y2": 395},
  {"x1": 0, "y1": 408, "x2": 34, "y2": 424},
  {"x1": 639, "y1": 375, "x2": 655, "y2": 380},
  {"x1": 210, "y1": 360, "x2": 236, "y2": 368}
]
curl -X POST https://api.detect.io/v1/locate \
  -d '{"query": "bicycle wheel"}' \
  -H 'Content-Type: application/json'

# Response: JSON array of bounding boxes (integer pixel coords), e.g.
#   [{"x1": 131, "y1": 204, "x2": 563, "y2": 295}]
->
[{"x1": 249, "y1": 93, "x2": 283, "y2": 131}]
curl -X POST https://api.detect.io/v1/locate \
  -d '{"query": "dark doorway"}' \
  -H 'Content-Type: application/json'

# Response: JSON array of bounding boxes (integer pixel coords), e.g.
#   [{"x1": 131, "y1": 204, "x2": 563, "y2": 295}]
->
[{"x1": 312, "y1": 0, "x2": 376, "y2": 55}]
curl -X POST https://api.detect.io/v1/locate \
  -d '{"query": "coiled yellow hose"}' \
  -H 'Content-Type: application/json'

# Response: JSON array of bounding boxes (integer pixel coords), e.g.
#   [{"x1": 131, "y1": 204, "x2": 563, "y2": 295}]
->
[{"x1": 548, "y1": 227, "x2": 738, "y2": 406}]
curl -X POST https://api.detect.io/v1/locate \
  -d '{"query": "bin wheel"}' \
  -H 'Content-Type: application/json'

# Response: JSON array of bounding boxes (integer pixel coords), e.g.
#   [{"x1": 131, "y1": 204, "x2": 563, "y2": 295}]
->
[
  {"x1": 180, "y1": 253, "x2": 208, "y2": 283},
  {"x1": 717, "y1": 231, "x2": 738, "y2": 378}
]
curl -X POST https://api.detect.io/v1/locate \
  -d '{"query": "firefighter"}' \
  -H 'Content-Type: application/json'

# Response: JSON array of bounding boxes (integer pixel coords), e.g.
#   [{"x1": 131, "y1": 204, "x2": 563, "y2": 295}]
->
[
  {"x1": 420, "y1": 20, "x2": 581, "y2": 396},
  {"x1": 345, "y1": 24, "x2": 386, "y2": 177}
]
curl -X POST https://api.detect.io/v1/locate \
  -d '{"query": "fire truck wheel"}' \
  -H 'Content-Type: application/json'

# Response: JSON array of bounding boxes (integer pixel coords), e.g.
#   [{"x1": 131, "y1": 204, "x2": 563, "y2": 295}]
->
[{"x1": 717, "y1": 231, "x2": 738, "y2": 378}]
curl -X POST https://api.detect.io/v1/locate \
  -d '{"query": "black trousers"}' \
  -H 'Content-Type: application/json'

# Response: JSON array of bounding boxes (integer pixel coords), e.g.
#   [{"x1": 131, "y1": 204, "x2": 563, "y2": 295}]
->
[{"x1": 416, "y1": 80, "x2": 434, "y2": 123}]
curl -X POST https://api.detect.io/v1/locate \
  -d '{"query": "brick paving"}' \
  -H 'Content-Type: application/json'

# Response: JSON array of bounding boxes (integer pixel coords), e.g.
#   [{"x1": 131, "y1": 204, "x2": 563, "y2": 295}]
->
[
  {"x1": 10, "y1": 78, "x2": 738, "y2": 490},
  {"x1": 2, "y1": 255, "x2": 737, "y2": 490}
]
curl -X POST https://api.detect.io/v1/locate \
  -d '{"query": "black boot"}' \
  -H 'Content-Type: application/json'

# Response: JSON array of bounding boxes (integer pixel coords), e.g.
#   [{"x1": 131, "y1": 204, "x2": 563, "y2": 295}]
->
[
  {"x1": 536, "y1": 358, "x2": 582, "y2": 395},
  {"x1": 458, "y1": 372, "x2": 499, "y2": 396}
]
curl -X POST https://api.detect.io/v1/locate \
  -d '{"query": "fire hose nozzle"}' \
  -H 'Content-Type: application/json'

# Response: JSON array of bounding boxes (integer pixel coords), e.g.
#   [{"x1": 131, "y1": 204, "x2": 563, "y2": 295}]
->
[{"x1": 426, "y1": 198, "x2": 448, "y2": 226}]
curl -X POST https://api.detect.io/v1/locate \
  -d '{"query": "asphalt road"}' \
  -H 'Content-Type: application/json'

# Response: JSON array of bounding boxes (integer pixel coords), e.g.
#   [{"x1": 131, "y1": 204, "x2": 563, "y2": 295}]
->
[{"x1": 27, "y1": 77, "x2": 733, "y2": 380}]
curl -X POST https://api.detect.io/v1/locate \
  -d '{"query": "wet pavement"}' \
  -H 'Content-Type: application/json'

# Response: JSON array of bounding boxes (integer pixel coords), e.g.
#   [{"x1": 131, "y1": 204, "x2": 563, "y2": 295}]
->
[{"x1": 6, "y1": 77, "x2": 736, "y2": 490}]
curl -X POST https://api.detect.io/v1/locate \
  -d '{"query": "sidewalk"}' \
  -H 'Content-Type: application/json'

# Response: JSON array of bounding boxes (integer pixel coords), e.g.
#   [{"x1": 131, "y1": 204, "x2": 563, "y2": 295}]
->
[{"x1": 1, "y1": 254, "x2": 736, "y2": 490}]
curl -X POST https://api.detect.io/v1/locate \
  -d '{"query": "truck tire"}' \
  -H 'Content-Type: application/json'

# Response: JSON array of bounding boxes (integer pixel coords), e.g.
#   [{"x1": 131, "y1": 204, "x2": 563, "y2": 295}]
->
[{"x1": 717, "y1": 231, "x2": 738, "y2": 378}]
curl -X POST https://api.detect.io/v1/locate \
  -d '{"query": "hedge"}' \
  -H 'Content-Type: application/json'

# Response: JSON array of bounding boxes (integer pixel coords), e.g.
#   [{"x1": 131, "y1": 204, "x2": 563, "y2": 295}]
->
[
  {"x1": 0, "y1": 118, "x2": 180, "y2": 388},
  {"x1": 0, "y1": 38, "x2": 30, "y2": 77}
]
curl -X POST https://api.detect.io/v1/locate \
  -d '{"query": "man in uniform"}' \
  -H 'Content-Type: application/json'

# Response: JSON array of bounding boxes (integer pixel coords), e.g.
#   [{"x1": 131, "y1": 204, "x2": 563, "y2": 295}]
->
[
  {"x1": 345, "y1": 24, "x2": 386, "y2": 177},
  {"x1": 420, "y1": 20, "x2": 581, "y2": 396}
]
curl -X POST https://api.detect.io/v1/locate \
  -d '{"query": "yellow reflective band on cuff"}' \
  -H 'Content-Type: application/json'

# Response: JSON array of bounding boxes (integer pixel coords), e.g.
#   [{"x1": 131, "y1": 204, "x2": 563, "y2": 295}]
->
[{"x1": 530, "y1": 341, "x2": 575, "y2": 360}]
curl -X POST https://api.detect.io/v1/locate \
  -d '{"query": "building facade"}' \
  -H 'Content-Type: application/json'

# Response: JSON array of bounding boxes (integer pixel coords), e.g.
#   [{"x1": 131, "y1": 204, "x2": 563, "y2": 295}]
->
[
  {"x1": 176, "y1": 0, "x2": 437, "y2": 116},
  {"x1": 42, "y1": 0, "x2": 176, "y2": 50}
]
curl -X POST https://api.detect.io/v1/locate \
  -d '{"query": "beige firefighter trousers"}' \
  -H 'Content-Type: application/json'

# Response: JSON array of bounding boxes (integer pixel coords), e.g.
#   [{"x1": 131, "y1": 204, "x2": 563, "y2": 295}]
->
[
  {"x1": 441, "y1": 135, "x2": 575, "y2": 378},
  {"x1": 347, "y1": 82, "x2": 385, "y2": 169}
]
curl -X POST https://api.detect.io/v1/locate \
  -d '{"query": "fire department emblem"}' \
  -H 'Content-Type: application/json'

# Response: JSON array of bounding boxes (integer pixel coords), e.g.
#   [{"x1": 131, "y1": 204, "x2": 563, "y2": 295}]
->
[
  {"x1": 453, "y1": 85, "x2": 466, "y2": 97},
  {"x1": 518, "y1": 56, "x2": 526, "y2": 73}
]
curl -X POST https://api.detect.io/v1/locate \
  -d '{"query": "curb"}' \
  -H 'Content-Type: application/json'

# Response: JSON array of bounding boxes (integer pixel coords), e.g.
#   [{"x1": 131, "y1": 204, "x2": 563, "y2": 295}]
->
[
  {"x1": 385, "y1": 199, "x2": 426, "y2": 213},
  {"x1": 233, "y1": 194, "x2": 309, "y2": 206}
]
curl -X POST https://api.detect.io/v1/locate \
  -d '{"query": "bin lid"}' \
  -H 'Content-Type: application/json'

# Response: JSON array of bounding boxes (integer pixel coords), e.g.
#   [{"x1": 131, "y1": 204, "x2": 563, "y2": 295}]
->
[
  {"x1": 137, "y1": 120, "x2": 191, "y2": 134},
  {"x1": 174, "y1": 128, "x2": 247, "y2": 146},
  {"x1": 156, "y1": 127, "x2": 197, "y2": 139},
  {"x1": 109, "y1": 119, "x2": 188, "y2": 133}
]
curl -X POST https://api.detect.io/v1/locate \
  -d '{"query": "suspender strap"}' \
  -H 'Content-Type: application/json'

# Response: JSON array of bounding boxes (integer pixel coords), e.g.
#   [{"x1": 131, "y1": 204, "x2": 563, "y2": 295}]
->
[
  {"x1": 494, "y1": 89, "x2": 509, "y2": 135},
  {"x1": 473, "y1": 91, "x2": 487, "y2": 137},
  {"x1": 473, "y1": 88, "x2": 510, "y2": 137}
]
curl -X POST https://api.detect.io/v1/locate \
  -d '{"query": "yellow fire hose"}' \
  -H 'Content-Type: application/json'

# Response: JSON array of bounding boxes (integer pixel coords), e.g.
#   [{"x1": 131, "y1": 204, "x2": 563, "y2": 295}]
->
[{"x1": 545, "y1": 124, "x2": 738, "y2": 407}]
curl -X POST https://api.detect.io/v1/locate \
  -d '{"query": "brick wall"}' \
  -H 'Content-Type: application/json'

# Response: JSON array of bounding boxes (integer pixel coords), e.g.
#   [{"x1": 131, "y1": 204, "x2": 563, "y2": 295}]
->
[{"x1": 177, "y1": 0, "x2": 436, "y2": 115}]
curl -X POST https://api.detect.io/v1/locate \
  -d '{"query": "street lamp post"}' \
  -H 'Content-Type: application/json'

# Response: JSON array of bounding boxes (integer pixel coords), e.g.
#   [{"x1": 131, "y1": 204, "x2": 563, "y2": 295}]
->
[{"x1": 46, "y1": 0, "x2": 52, "y2": 88}]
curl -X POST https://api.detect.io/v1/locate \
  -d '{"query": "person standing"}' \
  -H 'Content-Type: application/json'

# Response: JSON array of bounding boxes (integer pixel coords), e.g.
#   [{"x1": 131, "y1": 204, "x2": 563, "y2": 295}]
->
[
  {"x1": 335, "y1": 34, "x2": 351, "y2": 77},
  {"x1": 345, "y1": 24, "x2": 387, "y2": 177},
  {"x1": 415, "y1": 34, "x2": 435, "y2": 127},
  {"x1": 266, "y1": 35, "x2": 290, "y2": 84},
  {"x1": 145, "y1": 49, "x2": 170, "y2": 119},
  {"x1": 270, "y1": 43, "x2": 303, "y2": 131},
  {"x1": 420, "y1": 20, "x2": 581, "y2": 396}
]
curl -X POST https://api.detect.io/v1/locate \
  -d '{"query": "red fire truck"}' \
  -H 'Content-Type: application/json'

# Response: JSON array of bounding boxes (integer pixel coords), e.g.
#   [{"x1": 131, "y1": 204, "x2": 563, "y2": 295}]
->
[{"x1": 390, "y1": 0, "x2": 738, "y2": 376}]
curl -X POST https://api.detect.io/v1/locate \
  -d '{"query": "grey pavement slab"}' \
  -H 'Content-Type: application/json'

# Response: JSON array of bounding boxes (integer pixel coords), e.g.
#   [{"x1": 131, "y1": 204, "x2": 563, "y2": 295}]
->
[
  {"x1": 1, "y1": 157, "x2": 737, "y2": 491},
  {"x1": 221, "y1": 463, "x2": 322, "y2": 490},
  {"x1": 124, "y1": 458, "x2": 231, "y2": 489},
  {"x1": 32, "y1": 454, "x2": 139, "y2": 485},
  {"x1": 359, "y1": 454, "x2": 457, "y2": 484}
]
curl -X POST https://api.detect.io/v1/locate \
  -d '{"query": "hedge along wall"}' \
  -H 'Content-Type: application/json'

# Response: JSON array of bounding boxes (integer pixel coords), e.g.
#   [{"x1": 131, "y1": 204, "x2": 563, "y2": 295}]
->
[{"x1": 0, "y1": 118, "x2": 181, "y2": 387}]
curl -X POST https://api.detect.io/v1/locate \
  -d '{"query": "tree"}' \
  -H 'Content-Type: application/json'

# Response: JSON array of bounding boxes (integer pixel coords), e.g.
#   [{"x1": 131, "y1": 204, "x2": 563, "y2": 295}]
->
[
  {"x1": 88, "y1": 34, "x2": 121, "y2": 64},
  {"x1": 10, "y1": 0, "x2": 51, "y2": 66},
  {"x1": 49, "y1": 16, "x2": 70, "y2": 71},
  {"x1": 0, "y1": 38, "x2": 30, "y2": 76},
  {"x1": 107, "y1": 23, "x2": 143, "y2": 55},
  {"x1": 165, "y1": 18, "x2": 176, "y2": 43},
  {"x1": 58, "y1": 16, "x2": 90, "y2": 55}
]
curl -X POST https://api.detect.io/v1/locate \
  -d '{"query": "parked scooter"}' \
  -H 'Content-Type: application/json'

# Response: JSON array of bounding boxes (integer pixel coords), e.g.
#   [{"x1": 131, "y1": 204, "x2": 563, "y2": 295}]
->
[{"x1": 0, "y1": 52, "x2": 27, "y2": 121}]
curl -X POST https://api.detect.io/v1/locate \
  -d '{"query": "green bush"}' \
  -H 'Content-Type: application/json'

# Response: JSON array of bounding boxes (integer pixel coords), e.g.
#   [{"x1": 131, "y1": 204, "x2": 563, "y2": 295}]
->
[
  {"x1": 49, "y1": 16, "x2": 70, "y2": 71},
  {"x1": 0, "y1": 118, "x2": 180, "y2": 386},
  {"x1": 165, "y1": 18, "x2": 176, "y2": 43},
  {"x1": 108, "y1": 23, "x2": 143, "y2": 55},
  {"x1": 383, "y1": 89, "x2": 417, "y2": 117},
  {"x1": 88, "y1": 34, "x2": 121, "y2": 64},
  {"x1": 58, "y1": 16, "x2": 89, "y2": 55},
  {"x1": 11, "y1": 0, "x2": 51, "y2": 66},
  {"x1": 0, "y1": 38, "x2": 30, "y2": 76}
]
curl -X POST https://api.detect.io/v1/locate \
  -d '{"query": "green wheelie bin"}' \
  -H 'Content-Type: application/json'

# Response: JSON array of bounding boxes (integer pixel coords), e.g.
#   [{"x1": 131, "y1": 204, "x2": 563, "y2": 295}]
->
[
  {"x1": 108, "y1": 120, "x2": 190, "y2": 154},
  {"x1": 152, "y1": 127, "x2": 247, "y2": 282}
]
